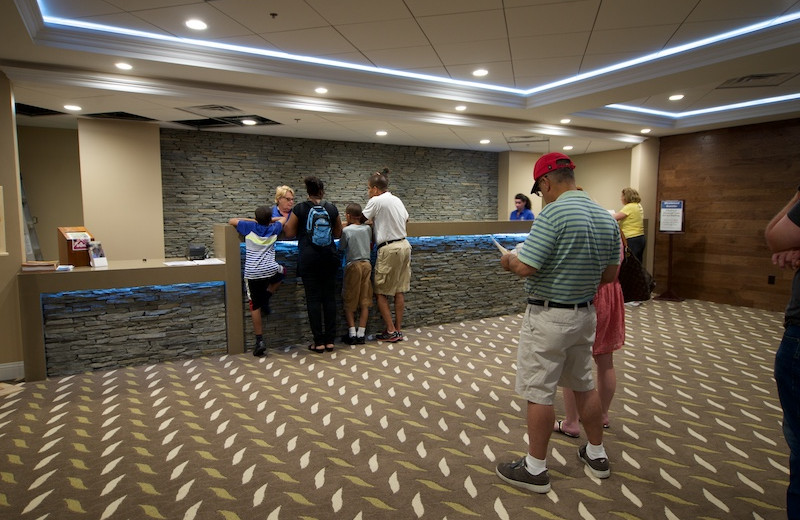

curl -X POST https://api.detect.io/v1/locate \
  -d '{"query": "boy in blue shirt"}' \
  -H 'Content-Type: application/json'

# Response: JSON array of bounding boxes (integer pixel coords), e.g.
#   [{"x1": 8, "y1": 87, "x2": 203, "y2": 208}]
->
[
  {"x1": 229, "y1": 206, "x2": 286, "y2": 356},
  {"x1": 338, "y1": 203, "x2": 373, "y2": 344}
]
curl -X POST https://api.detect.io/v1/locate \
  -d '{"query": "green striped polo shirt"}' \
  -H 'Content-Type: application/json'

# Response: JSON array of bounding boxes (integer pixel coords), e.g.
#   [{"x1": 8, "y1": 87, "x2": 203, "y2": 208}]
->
[{"x1": 517, "y1": 190, "x2": 621, "y2": 303}]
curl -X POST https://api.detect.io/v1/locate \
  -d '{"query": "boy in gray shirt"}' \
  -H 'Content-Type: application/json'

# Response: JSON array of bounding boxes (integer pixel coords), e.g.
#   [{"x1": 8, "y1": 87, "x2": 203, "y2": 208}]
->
[{"x1": 338, "y1": 203, "x2": 373, "y2": 344}]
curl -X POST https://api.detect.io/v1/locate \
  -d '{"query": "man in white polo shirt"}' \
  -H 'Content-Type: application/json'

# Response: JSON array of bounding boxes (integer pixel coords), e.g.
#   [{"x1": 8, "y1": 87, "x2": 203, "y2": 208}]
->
[
  {"x1": 362, "y1": 170, "x2": 410, "y2": 343},
  {"x1": 496, "y1": 152, "x2": 621, "y2": 493}
]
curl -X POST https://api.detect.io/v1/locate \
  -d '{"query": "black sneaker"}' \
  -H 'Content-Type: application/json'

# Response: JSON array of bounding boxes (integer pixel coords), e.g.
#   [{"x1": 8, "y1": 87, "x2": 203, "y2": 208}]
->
[
  {"x1": 578, "y1": 444, "x2": 610, "y2": 478},
  {"x1": 340, "y1": 334, "x2": 357, "y2": 345},
  {"x1": 375, "y1": 331, "x2": 402, "y2": 342},
  {"x1": 495, "y1": 458, "x2": 551, "y2": 493},
  {"x1": 355, "y1": 336, "x2": 366, "y2": 345},
  {"x1": 253, "y1": 340, "x2": 267, "y2": 357}
]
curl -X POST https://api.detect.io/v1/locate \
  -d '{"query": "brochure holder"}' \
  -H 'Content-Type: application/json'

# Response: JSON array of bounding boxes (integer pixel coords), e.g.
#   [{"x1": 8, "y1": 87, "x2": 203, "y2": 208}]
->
[{"x1": 57, "y1": 226, "x2": 94, "y2": 267}]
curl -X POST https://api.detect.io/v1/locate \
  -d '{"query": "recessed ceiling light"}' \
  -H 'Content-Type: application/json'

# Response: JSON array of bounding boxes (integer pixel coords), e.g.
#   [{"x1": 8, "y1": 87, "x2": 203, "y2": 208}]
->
[
  {"x1": 472, "y1": 69, "x2": 488, "y2": 77},
  {"x1": 64, "y1": 104, "x2": 82, "y2": 111},
  {"x1": 641, "y1": 128, "x2": 652, "y2": 134},
  {"x1": 563, "y1": 145, "x2": 574, "y2": 151},
  {"x1": 185, "y1": 19, "x2": 207, "y2": 30},
  {"x1": 455, "y1": 105, "x2": 467, "y2": 111},
  {"x1": 376, "y1": 130, "x2": 387, "y2": 136},
  {"x1": 560, "y1": 118, "x2": 571, "y2": 124},
  {"x1": 241, "y1": 119, "x2": 257, "y2": 126},
  {"x1": 315, "y1": 87, "x2": 328, "y2": 94},
  {"x1": 669, "y1": 94, "x2": 685, "y2": 101},
  {"x1": 480, "y1": 139, "x2": 490, "y2": 144},
  {"x1": 115, "y1": 62, "x2": 132, "y2": 70}
]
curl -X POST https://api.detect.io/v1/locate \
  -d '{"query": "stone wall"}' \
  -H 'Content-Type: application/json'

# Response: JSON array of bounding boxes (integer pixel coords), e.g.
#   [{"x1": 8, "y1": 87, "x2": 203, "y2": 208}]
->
[
  {"x1": 42, "y1": 282, "x2": 226, "y2": 377},
  {"x1": 161, "y1": 129, "x2": 499, "y2": 258},
  {"x1": 246, "y1": 234, "x2": 529, "y2": 349},
  {"x1": 37, "y1": 235, "x2": 529, "y2": 374}
]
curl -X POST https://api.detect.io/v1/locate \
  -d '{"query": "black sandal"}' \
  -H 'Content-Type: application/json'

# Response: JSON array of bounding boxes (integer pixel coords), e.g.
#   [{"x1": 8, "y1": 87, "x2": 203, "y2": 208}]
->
[
  {"x1": 307, "y1": 344, "x2": 325, "y2": 353},
  {"x1": 324, "y1": 344, "x2": 334, "y2": 352}
]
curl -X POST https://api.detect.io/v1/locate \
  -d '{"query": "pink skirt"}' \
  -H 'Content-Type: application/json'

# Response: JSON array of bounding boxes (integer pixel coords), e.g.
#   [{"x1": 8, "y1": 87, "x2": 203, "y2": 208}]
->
[{"x1": 593, "y1": 280, "x2": 625, "y2": 355}]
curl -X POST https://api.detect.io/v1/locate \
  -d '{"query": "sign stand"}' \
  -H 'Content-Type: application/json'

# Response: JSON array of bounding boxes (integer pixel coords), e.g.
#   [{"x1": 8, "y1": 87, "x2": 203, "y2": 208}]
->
[{"x1": 655, "y1": 200, "x2": 685, "y2": 302}]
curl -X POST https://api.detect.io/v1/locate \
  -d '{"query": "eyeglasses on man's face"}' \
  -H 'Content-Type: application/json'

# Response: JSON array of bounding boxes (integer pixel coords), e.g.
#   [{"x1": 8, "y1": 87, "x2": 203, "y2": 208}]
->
[{"x1": 532, "y1": 175, "x2": 549, "y2": 197}]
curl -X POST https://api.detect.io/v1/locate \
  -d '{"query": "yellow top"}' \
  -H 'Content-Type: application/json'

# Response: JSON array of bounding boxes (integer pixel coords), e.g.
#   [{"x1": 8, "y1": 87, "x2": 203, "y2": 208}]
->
[{"x1": 619, "y1": 202, "x2": 644, "y2": 238}]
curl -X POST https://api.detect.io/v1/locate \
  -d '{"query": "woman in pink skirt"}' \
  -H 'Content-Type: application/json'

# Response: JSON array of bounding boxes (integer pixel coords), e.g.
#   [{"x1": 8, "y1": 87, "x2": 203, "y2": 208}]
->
[{"x1": 554, "y1": 238, "x2": 626, "y2": 438}]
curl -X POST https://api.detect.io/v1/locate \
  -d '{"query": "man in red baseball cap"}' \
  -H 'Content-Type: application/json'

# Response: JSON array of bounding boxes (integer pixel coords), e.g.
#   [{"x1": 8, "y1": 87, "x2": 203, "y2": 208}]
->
[
  {"x1": 496, "y1": 152, "x2": 621, "y2": 493},
  {"x1": 530, "y1": 152, "x2": 575, "y2": 197}
]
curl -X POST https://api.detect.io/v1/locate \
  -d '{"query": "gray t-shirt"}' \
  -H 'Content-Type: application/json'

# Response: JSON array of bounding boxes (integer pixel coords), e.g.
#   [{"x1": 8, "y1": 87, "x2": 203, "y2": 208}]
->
[
  {"x1": 339, "y1": 223, "x2": 372, "y2": 265},
  {"x1": 785, "y1": 201, "x2": 800, "y2": 327}
]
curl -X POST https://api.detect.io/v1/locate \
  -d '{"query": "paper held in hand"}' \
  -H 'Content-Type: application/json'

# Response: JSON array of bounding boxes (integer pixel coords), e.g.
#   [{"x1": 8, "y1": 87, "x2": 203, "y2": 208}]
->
[{"x1": 491, "y1": 236, "x2": 509, "y2": 255}]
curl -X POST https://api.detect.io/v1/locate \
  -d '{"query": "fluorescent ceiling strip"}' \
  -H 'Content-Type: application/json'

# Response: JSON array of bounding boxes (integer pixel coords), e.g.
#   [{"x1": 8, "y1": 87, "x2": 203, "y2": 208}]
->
[
  {"x1": 37, "y1": 0, "x2": 800, "y2": 113},
  {"x1": 608, "y1": 92, "x2": 800, "y2": 118},
  {"x1": 40, "y1": 15, "x2": 524, "y2": 94},
  {"x1": 522, "y1": 12, "x2": 800, "y2": 95}
]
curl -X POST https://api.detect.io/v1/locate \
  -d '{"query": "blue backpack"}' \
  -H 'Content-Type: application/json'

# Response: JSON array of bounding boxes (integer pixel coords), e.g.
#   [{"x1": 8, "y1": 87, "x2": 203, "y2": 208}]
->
[{"x1": 306, "y1": 202, "x2": 332, "y2": 247}]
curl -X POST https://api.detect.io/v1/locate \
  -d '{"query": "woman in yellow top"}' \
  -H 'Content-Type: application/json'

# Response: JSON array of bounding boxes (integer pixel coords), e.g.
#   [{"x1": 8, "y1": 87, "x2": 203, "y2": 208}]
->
[{"x1": 614, "y1": 187, "x2": 645, "y2": 264}]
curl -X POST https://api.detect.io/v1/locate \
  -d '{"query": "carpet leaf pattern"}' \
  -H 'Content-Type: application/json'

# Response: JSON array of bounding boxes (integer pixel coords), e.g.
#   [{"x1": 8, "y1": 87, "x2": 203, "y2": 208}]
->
[{"x1": 0, "y1": 299, "x2": 790, "y2": 518}]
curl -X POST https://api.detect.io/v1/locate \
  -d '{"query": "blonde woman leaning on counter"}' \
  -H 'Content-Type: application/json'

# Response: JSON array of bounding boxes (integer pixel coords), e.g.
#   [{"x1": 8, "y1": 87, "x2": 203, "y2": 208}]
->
[
  {"x1": 272, "y1": 185, "x2": 296, "y2": 239},
  {"x1": 614, "y1": 187, "x2": 645, "y2": 264}
]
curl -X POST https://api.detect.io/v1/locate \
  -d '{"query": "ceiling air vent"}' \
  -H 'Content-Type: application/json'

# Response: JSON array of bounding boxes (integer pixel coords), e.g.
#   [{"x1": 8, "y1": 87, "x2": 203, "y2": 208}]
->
[
  {"x1": 15, "y1": 103, "x2": 65, "y2": 117},
  {"x1": 717, "y1": 73, "x2": 797, "y2": 89},
  {"x1": 173, "y1": 115, "x2": 281, "y2": 129},
  {"x1": 86, "y1": 112, "x2": 156, "y2": 121},
  {"x1": 506, "y1": 135, "x2": 549, "y2": 144},
  {"x1": 183, "y1": 105, "x2": 244, "y2": 116}
]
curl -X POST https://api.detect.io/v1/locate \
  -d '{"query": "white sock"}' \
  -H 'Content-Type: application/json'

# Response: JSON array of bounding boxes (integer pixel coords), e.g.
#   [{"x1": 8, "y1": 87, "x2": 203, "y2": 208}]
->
[
  {"x1": 357, "y1": 327, "x2": 366, "y2": 337},
  {"x1": 349, "y1": 327, "x2": 356, "y2": 337},
  {"x1": 586, "y1": 442, "x2": 607, "y2": 460},
  {"x1": 525, "y1": 454, "x2": 547, "y2": 475}
]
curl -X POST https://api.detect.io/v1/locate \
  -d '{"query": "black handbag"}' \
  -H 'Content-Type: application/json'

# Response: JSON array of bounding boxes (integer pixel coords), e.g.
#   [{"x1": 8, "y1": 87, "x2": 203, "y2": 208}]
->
[{"x1": 618, "y1": 248, "x2": 653, "y2": 302}]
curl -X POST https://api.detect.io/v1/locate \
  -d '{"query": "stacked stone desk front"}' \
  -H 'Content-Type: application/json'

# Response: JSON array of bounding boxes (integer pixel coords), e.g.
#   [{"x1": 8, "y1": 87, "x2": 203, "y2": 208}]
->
[{"x1": 18, "y1": 224, "x2": 243, "y2": 380}]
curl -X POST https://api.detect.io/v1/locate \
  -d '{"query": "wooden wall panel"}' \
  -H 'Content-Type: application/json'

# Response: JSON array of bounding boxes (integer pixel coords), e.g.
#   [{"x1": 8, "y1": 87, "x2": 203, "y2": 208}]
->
[{"x1": 654, "y1": 118, "x2": 800, "y2": 311}]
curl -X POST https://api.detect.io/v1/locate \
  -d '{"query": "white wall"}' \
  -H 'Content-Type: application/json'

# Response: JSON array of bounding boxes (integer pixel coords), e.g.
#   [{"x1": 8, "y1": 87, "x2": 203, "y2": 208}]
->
[
  {"x1": 496, "y1": 141, "x2": 660, "y2": 270},
  {"x1": 17, "y1": 126, "x2": 83, "y2": 260},
  {"x1": 572, "y1": 148, "x2": 633, "y2": 212},
  {"x1": 78, "y1": 119, "x2": 164, "y2": 260},
  {"x1": 498, "y1": 151, "x2": 542, "y2": 219}
]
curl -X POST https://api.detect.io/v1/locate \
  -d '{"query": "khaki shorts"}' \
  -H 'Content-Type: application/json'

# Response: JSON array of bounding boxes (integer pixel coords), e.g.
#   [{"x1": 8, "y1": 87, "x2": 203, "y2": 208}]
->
[
  {"x1": 515, "y1": 304, "x2": 597, "y2": 405},
  {"x1": 373, "y1": 239, "x2": 411, "y2": 296},
  {"x1": 342, "y1": 260, "x2": 373, "y2": 313}
]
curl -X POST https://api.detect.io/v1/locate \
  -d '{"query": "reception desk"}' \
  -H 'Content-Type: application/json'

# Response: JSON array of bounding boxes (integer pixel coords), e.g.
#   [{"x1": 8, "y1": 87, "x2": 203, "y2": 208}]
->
[
  {"x1": 19, "y1": 221, "x2": 533, "y2": 381},
  {"x1": 18, "y1": 224, "x2": 243, "y2": 381}
]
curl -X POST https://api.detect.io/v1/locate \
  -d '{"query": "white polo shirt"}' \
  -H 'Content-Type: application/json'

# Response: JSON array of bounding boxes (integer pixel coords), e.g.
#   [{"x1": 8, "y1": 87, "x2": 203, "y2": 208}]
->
[{"x1": 362, "y1": 191, "x2": 408, "y2": 245}]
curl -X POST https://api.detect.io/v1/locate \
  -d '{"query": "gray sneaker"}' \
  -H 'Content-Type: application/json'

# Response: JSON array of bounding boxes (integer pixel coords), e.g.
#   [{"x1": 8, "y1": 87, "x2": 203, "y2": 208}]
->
[
  {"x1": 578, "y1": 444, "x2": 610, "y2": 478},
  {"x1": 495, "y1": 457, "x2": 551, "y2": 493}
]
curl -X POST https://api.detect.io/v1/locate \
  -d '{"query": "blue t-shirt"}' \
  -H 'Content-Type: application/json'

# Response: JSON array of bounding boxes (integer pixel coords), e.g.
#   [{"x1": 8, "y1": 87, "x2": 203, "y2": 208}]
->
[
  {"x1": 510, "y1": 208, "x2": 535, "y2": 221},
  {"x1": 235, "y1": 220, "x2": 283, "y2": 279}
]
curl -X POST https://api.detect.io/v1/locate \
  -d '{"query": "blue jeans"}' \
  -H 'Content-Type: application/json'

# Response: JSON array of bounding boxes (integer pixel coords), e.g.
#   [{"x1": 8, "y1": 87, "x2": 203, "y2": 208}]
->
[{"x1": 775, "y1": 324, "x2": 800, "y2": 517}]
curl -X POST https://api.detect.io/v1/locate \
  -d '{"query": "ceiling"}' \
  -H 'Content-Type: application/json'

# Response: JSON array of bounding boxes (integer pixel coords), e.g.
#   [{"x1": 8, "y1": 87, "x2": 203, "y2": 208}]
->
[{"x1": 2, "y1": 0, "x2": 800, "y2": 155}]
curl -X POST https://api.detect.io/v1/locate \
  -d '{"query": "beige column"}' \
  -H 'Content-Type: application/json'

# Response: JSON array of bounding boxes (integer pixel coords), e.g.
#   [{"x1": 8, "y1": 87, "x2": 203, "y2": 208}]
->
[
  {"x1": 630, "y1": 138, "x2": 660, "y2": 271},
  {"x1": 0, "y1": 72, "x2": 25, "y2": 379}
]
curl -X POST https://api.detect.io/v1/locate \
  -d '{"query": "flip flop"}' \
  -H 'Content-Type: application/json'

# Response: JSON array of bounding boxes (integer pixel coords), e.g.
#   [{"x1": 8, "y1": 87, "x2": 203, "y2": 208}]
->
[
  {"x1": 307, "y1": 344, "x2": 325, "y2": 354},
  {"x1": 554, "y1": 419, "x2": 580, "y2": 438}
]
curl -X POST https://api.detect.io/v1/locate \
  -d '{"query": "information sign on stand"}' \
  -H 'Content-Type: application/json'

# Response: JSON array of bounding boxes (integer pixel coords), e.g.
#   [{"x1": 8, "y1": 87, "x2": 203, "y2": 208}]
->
[
  {"x1": 57, "y1": 226, "x2": 94, "y2": 267},
  {"x1": 659, "y1": 200, "x2": 685, "y2": 233},
  {"x1": 655, "y1": 200, "x2": 685, "y2": 301}
]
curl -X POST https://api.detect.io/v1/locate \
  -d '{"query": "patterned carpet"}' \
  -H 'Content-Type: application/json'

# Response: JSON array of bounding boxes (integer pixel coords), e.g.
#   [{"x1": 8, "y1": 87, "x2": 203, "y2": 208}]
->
[{"x1": 0, "y1": 299, "x2": 789, "y2": 519}]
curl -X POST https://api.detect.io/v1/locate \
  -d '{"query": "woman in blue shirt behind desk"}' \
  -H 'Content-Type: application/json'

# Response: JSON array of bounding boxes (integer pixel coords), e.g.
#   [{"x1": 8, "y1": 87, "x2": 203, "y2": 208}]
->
[{"x1": 510, "y1": 193, "x2": 535, "y2": 221}]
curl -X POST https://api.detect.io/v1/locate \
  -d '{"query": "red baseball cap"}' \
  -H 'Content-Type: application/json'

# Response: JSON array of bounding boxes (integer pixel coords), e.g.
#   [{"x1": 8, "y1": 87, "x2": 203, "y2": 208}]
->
[{"x1": 531, "y1": 152, "x2": 575, "y2": 194}]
